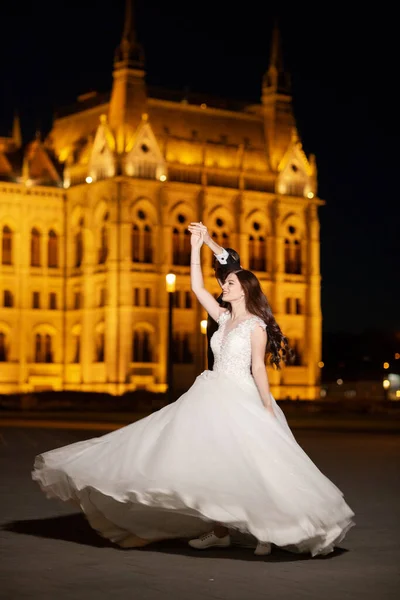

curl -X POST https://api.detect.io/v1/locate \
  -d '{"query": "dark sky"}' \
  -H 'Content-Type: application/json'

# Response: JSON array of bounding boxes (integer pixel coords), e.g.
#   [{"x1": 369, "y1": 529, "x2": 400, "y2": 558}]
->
[{"x1": 0, "y1": 1, "x2": 398, "y2": 335}]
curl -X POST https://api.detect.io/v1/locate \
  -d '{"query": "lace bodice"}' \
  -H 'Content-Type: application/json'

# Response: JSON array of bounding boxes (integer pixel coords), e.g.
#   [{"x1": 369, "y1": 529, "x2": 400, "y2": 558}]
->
[{"x1": 210, "y1": 312, "x2": 267, "y2": 387}]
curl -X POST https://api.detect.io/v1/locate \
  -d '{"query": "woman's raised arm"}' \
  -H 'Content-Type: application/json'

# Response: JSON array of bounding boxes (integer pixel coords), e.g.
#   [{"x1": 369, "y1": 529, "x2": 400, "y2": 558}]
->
[{"x1": 189, "y1": 229, "x2": 226, "y2": 323}]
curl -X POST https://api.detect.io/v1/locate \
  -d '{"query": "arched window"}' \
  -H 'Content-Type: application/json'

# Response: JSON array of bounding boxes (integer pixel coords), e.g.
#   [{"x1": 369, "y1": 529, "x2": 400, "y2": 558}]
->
[
  {"x1": 289, "y1": 338, "x2": 302, "y2": 366},
  {"x1": 0, "y1": 332, "x2": 7, "y2": 362},
  {"x1": 132, "y1": 224, "x2": 140, "y2": 262},
  {"x1": 172, "y1": 214, "x2": 191, "y2": 266},
  {"x1": 3, "y1": 290, "x2": 13, "y2": 308},
  {"x1": 172, "y1": 333, "x2": 193, "y2": 364},
  {"x1": 73, "y1": 334, "x2": 80, "y2": 363},
  {"x1": 75, "y1": 219, "x2": 84, "y2": 267},
  {"x1": 48, "y1": 230, "x2": 58, "y2": 268},
  {"x1": 293, "y1": 239, "x2": 301, "y2": 274},
  {"x1": 248, "y1": 221, "x2": 266, "y2": 271},
  {"x1": 2, "y1": 226, "x2": 12, "y2": 265},
  {"x1": 34, "y1": 334, "x2": 42, "y2": 362},
  {"x1": 172, "y1": 227, "x2": 180, "y2": 265},
  {"x1": 143, "y1": 225, "x2": 153, "y2": 263},
  {"x1": 98, "y1": 214, "x2": 109, "y2": 265},
  {"x1": 284, "y1": 226, "x2": 302, "y2": 274},
  {"x1": 96, "y1": 331, "x2": 105, "y2": 362},
  {"x1": 211, "y1": 217, "x2": 230, "y2": 254},
  {"x1": 132, "y1": 329, "x2": 153, "y2": 362},
  {"x1": 44, "y1": 334, "x2": 53, "y2": 363},
  {"x1": 131, "y1": 209, "x2": 154, "y2": 264},
  {"x1": 31, "y1": 228, "x2": 41, "y2": 266},
  {"x1": 98, "y1": 288, "x2": 107, "y2": 307}
]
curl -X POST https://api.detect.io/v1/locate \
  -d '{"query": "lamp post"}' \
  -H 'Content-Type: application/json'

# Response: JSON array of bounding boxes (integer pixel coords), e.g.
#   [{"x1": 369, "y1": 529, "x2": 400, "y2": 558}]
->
[
  {"x1": 383, "y1": 361, "x2": 390, "y2": 401},
  {"x1": 165, "y1": 273, "x2": 176, "y2": 403},
  {"x1": 200, "y1": 319, "x2": 208, "y2": 371}
]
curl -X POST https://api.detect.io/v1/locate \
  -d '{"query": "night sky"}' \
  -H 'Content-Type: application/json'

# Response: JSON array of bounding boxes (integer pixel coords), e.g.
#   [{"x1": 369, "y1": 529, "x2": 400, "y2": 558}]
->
[{"x1": 0, "y1": 1, "x2": 398, "y2": 335}]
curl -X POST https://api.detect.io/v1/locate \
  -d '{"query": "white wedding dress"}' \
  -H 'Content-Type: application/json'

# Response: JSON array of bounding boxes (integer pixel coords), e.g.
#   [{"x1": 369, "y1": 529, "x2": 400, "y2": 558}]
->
[{"x1": 32, "y1": 313, "x2": 355, "y2": 556}]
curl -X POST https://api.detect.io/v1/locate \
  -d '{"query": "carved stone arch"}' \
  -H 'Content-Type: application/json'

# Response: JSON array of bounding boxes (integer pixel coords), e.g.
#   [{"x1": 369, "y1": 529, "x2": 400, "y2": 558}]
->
[
  {"x1": 281, "y1": 212, "x2": 304, "y2": 275},
  {"x1": 0, "y1": 321, "x2": 12, "y2": 335},
  {"x1": 168, "y1": 202, "x2": 194, "y2": 266},
  {"x1": 244, "y1": 209, "x2": 270, "y2": 234},
  {"x1": 95, "y1": 321, "x2": 105, "y2": 334},
  {"x1": 131, "y1": 197, "x2": 158, "y2": 225},
  {"x1": 133, "y1": 321, "x2": 156, "y2": 333},
  {"x1": 70, "y1": 205, "x2": 85, "y2": 227},
  {"x1": 32, "y1": 323, "x2": 57, "y2": 336},
  {"x1": 168, "y1": 201, "x2": 195, "y2": 226},
  {"x1": 205, "y1": 205, "x2": 234, "y2": 255},
  {"x1": 244, "y1": 209, "x2": 269, "y2": 272},
  {"x1": 47, "y1": 221, "x2": 62, "y2": 236},
  {"x1": 93, "y1": 199, "x2": 109, "y2": 224},
  {"x1": 71, "y1": 323, "x2": 82, "y2": 335},
  {"x1": 280, "y1": 212, "x2": 304, "y2": 237},
  {"x1": 206, "y1": 204, "x2": 235, "y2": 230},
  {"x1": 132, "y1": 321, "x2": 155, "y2": 363},
  {"x1": 0, "y1": 216, "x2": 18, "y2": 230},
  {"x1": 27, "y1": 220, "x2": 44, "y2": 235}
]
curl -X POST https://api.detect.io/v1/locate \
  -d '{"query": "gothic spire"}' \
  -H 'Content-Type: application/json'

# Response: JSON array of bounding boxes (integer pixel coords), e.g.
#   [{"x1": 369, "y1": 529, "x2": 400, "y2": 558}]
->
[
  {"x1": 263, "y1": 19, "x2": 291, "y2": 96},
  {"x1": 109, "y1": 0, "x2": 147, "y2": 153},
  {"x1": 114, "y1": 0, "x2": 144, "y2": 69},
  {"x1": 12, "y1": 112, "x2": 22, "y2": 149}
]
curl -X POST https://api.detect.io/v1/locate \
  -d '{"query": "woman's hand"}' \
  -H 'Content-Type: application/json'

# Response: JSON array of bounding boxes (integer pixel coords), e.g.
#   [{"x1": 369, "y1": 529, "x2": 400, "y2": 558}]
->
[
  {"x1": 189, "y1": 222, "x2": 211, "y2": 245},
  {"x1": 189, "y1": 228, "x2": 204, "y2": 249}
]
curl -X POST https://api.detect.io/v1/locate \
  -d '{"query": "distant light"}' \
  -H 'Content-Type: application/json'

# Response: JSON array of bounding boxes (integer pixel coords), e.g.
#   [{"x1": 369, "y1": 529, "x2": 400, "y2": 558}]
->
[
  {"x1": 25, "y1": 179, "x2": 33, "y2": 187},
  {"x1": 63, "y1": 181, "x2": 70, "y2": 189},
  {"x1": 320, "y1": 389, "x2": 327, "y2": 398},
  {"x1": 383, "y1": 379, "x2": 390, "y2": 390},
  {"x1": 318, "y1": 361, "x2": 324, "y2": 368},
  {"x1": 200, "y1": 103, "x2": 207, "y2": 109},
  {"x1": 165, "y1": 273, "x2": 176, "y2": 293},
  {"x1": 336, "y1": 378, "x2": 343, "y2": 385},
  {"x1": 159, "y1": 174, "x2": 167, "y2": 182},
  {"x1": 86, "y1": 176, "x2": 93, "y2": 184},
  {"x1": 307, "y1": 192, "x2": 314, "y2": 199},
  {"x1": 395, "y1": 353, "x2": 400, "y2": 360},
  {"x1": 200, "y1": 319, "x2": 208, "y2": 335},
  {"x1": 383, "y1": 362, "x2": 390, "y2": 369},
  {"x1": 396, "y1": 390, "x2": 400, "y2": 398}
]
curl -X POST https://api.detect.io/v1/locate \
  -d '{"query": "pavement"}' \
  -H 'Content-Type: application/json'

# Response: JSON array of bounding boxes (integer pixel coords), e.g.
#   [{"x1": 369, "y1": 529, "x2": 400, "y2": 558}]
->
[{"x1": 0, "y1": 427, "x2": 399, "y2": 599}]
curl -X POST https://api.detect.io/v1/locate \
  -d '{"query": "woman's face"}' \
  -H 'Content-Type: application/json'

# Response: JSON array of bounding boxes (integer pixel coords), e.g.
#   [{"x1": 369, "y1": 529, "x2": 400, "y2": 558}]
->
[{"x1": 221, "y1": 273, "x2": 244, "y2": 303}]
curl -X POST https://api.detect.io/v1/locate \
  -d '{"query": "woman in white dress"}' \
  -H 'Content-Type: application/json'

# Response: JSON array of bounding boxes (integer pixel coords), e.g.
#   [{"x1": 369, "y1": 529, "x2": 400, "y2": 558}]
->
[{"x1": 32, "y1": 226, "x2": 355, "y2": 557}]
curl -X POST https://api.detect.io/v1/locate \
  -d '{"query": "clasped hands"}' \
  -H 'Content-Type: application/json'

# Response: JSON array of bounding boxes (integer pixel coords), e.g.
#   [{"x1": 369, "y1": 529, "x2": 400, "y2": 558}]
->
[{"x1": 188, "y1": 222, "x2": 210, "y2": 248}]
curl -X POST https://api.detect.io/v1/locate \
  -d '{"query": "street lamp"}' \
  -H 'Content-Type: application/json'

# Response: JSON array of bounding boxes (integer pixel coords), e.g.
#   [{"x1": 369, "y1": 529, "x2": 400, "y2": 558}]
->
[
  {"x1": 383, "y1": 377, "x2": 390, "y2": 402},
  {"x1": 165, "y1": 273, "x2": 176, "y2": 403},
  {"x1": 200, "y1": 319, "x2": 207, "y2": 371}
]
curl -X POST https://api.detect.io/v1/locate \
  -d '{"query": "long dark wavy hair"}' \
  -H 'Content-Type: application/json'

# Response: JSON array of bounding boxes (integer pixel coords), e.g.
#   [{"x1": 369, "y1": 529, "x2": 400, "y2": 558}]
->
[{"x1": 221, "y1": 269, "x2": 294, "y2": 369}]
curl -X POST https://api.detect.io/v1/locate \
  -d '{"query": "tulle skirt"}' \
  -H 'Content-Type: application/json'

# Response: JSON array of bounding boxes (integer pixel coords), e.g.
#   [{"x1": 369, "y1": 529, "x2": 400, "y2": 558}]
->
[{"x1": 32, "y1": 370, "x2": 355, "y2": 556}]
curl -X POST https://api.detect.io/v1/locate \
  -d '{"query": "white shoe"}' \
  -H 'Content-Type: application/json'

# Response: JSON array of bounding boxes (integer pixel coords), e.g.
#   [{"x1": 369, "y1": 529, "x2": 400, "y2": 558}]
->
[
  {"x1": 189, "y1": 531, "x2": 231, "y2": 550},
  {"x1": 254, "y1": 541, "x2": 272, "y2": 556}
]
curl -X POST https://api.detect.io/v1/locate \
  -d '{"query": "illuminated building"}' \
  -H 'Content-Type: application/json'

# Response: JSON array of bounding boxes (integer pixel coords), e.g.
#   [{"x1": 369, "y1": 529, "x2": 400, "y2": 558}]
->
[{"x1": 0, "y1": 2, "x2": 323, "y2": 399}]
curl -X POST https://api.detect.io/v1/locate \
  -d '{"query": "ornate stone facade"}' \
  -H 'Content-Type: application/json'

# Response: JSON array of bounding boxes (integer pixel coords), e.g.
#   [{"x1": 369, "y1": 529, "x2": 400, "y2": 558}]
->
[{"x1": 0, "y1": 3, "x2": 323, "y2": 399}]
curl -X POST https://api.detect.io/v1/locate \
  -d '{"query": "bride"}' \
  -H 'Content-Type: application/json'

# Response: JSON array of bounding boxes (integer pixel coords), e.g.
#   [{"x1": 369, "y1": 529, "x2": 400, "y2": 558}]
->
[{"x1": 32, "y1": 225, "x2": 355, "y2": 557}]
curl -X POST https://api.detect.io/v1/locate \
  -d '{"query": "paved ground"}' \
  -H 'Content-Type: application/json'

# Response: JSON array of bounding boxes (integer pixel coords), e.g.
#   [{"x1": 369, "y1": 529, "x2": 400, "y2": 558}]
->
[{"x1": 0, "y1": 427, "x2": 399, "y2": 600}]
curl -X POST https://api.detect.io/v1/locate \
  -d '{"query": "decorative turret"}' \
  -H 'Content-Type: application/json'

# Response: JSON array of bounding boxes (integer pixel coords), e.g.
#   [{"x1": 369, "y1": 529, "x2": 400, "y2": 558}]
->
[
  {"x1": 12, "y1": 113, "x2": 22, "y2": 149},
  {"x1": 108, "y1": 0, "x2": 147, "y2": 154},
  {"x1": 261, "y1": 20, "x2": 297, "y2": 171},
  {"x1": 262, "y1": 20, "x2": 291, "y2": 100}
]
